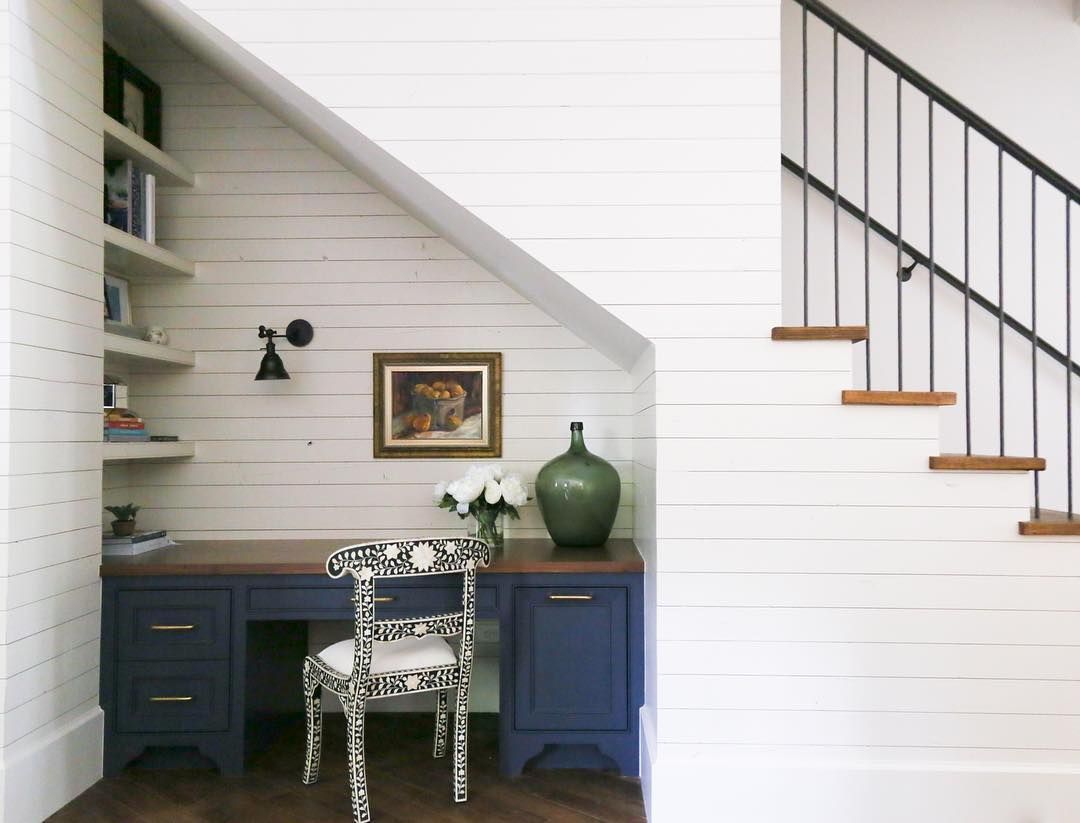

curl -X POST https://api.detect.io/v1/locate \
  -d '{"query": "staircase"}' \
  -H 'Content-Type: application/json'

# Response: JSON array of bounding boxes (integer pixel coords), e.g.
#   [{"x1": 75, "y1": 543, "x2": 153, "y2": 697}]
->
[{"x1": 782, "y1": 0, "x2": 1079, "y2": 535}]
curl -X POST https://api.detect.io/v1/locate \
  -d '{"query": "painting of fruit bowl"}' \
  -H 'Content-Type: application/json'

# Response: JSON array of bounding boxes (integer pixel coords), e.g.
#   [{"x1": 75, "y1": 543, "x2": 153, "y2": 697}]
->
[{"x1": 373, "y1": 352, "x2": 502, "y2": 458}]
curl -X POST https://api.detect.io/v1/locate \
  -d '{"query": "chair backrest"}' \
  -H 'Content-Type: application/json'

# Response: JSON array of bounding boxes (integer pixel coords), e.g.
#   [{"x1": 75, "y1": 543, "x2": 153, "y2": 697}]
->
[{"x1": 325, "y1": 538, "x2": 491, "y2": 692}]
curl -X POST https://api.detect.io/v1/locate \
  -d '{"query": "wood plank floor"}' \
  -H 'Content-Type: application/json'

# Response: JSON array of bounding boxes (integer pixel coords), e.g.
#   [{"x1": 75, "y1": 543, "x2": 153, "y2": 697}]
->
[{"x1": 48, "y1": 714, "x2": 645, "y2": 822}]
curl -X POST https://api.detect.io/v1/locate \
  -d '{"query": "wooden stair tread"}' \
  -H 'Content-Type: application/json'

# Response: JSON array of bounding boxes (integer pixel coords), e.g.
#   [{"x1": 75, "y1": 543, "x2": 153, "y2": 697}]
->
[
  {"x1": 841, "y1": 390, "x2": 957, "y2": 406},
  {"x1": 930, "y1": 454, "x2": 1046, "y2": 471},
  {"x1": 772, "y1": 325, "x2": 868, "y2": 342},
  {"x1": 1019, "y1": 510, "x2": 1080, "y2": 535}
]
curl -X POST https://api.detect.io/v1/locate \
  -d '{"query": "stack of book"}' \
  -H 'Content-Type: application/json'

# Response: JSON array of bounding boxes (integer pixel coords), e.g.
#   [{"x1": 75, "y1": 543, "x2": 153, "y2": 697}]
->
[
  {"x1": 102, "y1": 529, "x2": 173, "y2": 556},
  {"x1": 104, "y1": 409, "x2": 149, "y2": 442},
  {"x1": 104, "y1": 158, "x2": 156, "y2": 243}
]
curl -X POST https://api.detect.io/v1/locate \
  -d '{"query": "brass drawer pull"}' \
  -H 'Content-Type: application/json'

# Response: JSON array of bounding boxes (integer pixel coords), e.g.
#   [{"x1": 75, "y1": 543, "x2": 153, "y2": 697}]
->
[
  {"x1": 150, "y1": 624, "x2": 197, "y2": 631},
  {"x1": 149, "y1": 696, "x2": 194, "y2": 702},
  {"x1": 547, "y1": 594, "x2": 594, "y2": 601},
  {"x1": 374, "y1": 596, "x2": 397, "y2": 604}
]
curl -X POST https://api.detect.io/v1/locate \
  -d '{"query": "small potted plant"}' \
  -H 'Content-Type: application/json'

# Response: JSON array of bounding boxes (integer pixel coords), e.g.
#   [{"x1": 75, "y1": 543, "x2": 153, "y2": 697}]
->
[{"x1": 105, "y1": 503, "x2": 140, "y2": 537}]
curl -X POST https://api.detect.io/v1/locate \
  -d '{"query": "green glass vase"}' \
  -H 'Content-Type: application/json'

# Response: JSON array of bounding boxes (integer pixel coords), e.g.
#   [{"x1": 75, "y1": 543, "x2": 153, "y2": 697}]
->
[{"x1": 536, "y1": 422, "x2": 620, "y2": 547}]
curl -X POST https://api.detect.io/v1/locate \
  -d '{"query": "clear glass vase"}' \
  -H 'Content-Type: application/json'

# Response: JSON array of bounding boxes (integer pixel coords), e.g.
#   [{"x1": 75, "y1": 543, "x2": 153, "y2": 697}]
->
[{"x1": 469, "y1": 509, "x2": 505, "y2": 549}]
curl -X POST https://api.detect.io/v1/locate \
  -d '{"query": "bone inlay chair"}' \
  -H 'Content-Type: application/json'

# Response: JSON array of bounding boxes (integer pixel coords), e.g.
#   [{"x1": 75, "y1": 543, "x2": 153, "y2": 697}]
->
[{"x1": 301, "y1": 538, "x2": 491, "y2": 823}]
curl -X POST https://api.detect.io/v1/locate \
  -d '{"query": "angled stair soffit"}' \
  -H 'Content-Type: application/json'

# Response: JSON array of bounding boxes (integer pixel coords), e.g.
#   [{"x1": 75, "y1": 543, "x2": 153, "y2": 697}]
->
[{"x1": 132, "y1": 0, "x2": 648, "y2": 372}]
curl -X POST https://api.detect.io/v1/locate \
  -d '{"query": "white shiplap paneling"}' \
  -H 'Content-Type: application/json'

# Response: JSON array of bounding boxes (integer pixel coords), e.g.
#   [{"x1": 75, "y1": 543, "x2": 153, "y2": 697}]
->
[
  {"x1": 118, "y1": 46, "x2": 633, "y2": 545},
  {"x1": 129, "y1": 1, "x2": 1079, "y2": 820},
  {"x1": 0, "y1": 1, "x2": 104, "y2": 820}
]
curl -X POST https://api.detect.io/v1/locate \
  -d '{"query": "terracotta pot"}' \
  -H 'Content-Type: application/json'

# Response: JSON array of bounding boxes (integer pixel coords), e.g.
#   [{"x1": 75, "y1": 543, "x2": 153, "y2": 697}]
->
[{"x1": 111, "y1": 519, "x2": 136, "y2": 537}]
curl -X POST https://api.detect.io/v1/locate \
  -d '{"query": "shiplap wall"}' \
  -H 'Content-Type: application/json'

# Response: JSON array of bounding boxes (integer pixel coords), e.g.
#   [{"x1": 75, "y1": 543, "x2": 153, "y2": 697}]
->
[
  {"x1": 168, "y1": 1, "x2": 1080, "y2": 820},
  {"x1": 171, "y1": 0, "x2": 780, "y2": 817},
  {"x1": 113, "y1": 40, "x2": 633, "y2": 543},
  {"x1": 0, "y1": 1, "x2": 105, "y2": 821}
]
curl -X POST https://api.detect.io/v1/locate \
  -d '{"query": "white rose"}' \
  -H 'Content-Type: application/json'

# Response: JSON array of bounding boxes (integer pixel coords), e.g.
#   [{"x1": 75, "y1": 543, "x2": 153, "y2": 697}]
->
[
  {"x1": 432, "y1": 480, "x2": 448, "y2": 504},
  {"x1": 500, "y1": 474, "x2": 528, "y2": 507},
  {"x1": 456, "y1": 501, "x2": 470, "y2": 515},
  {"x1": 484, "y1": 479, "x2": 503, "y2": 505},
  {"x1": 491, "y1": 464, "x2": 504, "y2": 481},
  {"x1": 447, "y1": 474, "x2": 484, "y2": 504}
]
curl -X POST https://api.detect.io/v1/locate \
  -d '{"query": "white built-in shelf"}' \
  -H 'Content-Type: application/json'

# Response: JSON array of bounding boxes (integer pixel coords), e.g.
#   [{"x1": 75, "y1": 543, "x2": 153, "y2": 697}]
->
[
  {"x1": 103, "y1": 116, "x2": 195, "y2": 188},
  {"x1": 104, "y1": 333, "x2": 195, "y2": 368},
  {"x1": 103, "y1": 441, "x2": 195, "y2": 463},
  {"x1": 104, "y1": 225, "x2": 194, "y2": 282}
]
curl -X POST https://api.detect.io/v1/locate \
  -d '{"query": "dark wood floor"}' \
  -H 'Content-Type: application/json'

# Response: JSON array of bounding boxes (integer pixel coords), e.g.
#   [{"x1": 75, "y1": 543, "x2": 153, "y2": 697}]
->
[{"x1": 48, "y1": 714, "x2": 645, "y2": 822}]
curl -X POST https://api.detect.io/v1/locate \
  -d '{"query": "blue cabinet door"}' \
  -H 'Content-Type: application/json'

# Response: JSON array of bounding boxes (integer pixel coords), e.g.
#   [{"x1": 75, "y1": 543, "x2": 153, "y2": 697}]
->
[{"x1": 513, "y1": 586, "x2": 628, "y2": 731}]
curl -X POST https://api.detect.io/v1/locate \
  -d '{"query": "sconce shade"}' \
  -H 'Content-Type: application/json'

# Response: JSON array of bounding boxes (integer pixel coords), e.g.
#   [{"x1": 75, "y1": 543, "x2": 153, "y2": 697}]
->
[
  {"x1": 255, "y1": 342, "x2": 290, "y2": 381},
  {"x1": 254, "y1": 319, "x2": 312, "y2": 381}
]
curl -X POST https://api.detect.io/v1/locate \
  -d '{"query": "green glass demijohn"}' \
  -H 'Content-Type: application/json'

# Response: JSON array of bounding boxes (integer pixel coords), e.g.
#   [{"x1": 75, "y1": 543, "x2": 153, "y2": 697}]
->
[{"x1": 536, "y1": 422, "x2": 621, "y2": 547}]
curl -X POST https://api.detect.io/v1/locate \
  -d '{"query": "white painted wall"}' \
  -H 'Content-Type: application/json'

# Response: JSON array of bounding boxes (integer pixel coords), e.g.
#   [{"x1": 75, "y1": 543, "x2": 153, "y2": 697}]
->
[
  {"x1": 781, "y1": 0, "x2": 1080, "y2": 513},
  {"x1": 115, "y1": 1, "x2": 1080, "y2": 821},
  {"x1": 0, "y1": 1, "x2": 106, "y2": 820},
  {"x1": 138, "y1": 0, "x2": 781, "y2": 816},
  {"x1": 108, "y1": 39, "x2": 634, "y2": 543}
]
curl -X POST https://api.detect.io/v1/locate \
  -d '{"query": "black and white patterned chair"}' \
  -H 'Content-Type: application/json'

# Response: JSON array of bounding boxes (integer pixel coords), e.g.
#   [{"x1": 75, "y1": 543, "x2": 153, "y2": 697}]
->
[{"x1": 301, "y1": 537, "x2": 491, "y2": 823}]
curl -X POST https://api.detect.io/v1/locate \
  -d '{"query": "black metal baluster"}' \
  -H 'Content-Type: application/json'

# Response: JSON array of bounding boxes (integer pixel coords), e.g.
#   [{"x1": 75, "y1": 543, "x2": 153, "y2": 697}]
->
[
  {"x1": 802, "y1": 0, "x2": 810, "y2": 326},
  {"x1": 1067, "y1": 195, "x2": 1074, "y2": 518},
  {"x1": 863, "y1": 48, "x2": 871, "y2": 388},
  {"x1": 896, "y1": 74, "x2": 903, "y2": 390},
  {"x1": 998, "y1": 148, "x2": 1005, "y2": 456},
  {"x1": 928, "y1": 99, "x2": 935, "y2": 391},
  {"x1": 963, "y1": 125, "x2": 972, "y2": 455},
  {"x1": 833, "y1": 27, "x2": 840, "y2": 326},
  {"x1": 1032, "y1": 170, "x2": 1040, "y2": 516}
]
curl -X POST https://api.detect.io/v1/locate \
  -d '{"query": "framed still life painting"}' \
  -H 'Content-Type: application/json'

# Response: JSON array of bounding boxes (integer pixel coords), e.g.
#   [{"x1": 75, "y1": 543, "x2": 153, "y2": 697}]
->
[{"x1": 373, "y1": 352, "x2": 502, "y2": 458}]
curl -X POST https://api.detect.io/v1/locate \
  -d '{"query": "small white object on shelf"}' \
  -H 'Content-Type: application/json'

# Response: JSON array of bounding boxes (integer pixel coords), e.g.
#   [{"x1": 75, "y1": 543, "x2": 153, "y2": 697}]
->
[
  {"x1": 104, "y1": 332, "x2": 194, "y2": 368},
  {"x1": 104, "y1": 224, "x2": 194, "y2": 281},
  {"x1": 103, "y1": 441, "x2": 194, "y2": 463},
  {"x1": 102, "y1": 116, "x2": 194, "y2": 188}
]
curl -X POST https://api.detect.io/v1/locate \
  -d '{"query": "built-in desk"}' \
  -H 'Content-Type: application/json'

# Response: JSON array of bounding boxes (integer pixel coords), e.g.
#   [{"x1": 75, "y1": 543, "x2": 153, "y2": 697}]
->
[{"x1": 99, "y1": 538, "x2": 643, "y2": 778}]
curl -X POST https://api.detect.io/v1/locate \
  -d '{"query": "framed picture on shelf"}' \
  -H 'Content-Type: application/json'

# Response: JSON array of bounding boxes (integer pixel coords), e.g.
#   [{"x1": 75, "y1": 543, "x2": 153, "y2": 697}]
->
[
  {"x1": 103, "y1": 274, "x2": 132, "y2": 325},
  {"x1": 103, "y1": 44, "x2": 162, "y2": 147},
  {"x1": 373, "y1": 352, "x2": 502, "y2": 459}
]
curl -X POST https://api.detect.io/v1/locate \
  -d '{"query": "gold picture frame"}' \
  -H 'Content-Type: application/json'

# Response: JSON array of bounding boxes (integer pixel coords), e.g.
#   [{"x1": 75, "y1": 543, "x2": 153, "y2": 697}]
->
[{"x1": 373, "y1": 352, "x2": 502, "y2": 459}]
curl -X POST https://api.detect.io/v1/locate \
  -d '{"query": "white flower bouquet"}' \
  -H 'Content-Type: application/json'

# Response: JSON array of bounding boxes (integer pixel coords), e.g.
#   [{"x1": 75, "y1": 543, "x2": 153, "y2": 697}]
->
[{"x1": 434, "y1": 464, "x2": 528, "y2": 548}]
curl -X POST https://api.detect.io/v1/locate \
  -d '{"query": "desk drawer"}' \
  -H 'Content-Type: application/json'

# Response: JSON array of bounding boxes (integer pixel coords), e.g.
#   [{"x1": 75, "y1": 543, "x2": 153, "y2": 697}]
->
[
  {"x1": 514, "y1": 586, "x2": 628, "y2": 732},
  {"x1": 117, "y1": 660, "x2": 229, "y2": 733},
  {"x1": 247, "y1": 582, "x2": 497, "y2": 617},
  {"x1": 117, "y1": 589, "x2": 231, "y2": 661}
]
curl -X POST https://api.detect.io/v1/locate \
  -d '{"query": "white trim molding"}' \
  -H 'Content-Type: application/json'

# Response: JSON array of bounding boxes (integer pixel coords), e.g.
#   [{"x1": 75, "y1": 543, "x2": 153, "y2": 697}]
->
[{"x1": 0, "y1": 706, "x2": 103, "y2": 823}]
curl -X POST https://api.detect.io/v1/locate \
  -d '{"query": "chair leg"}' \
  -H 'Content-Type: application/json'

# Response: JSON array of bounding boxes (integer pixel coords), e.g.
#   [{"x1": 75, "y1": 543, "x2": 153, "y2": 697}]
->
[
  {"x1": 344, "y1": 696, "x2": 371, "y2": 823},
  {"x1": 451, "y1": 685, "x2": 470, "y2": 803},
  {"x1": 433, "y1": 689, "x2": 448, "y2": 758},
  {"x1": 301, "y1": 660, "x2": 322, "y2": 785}
]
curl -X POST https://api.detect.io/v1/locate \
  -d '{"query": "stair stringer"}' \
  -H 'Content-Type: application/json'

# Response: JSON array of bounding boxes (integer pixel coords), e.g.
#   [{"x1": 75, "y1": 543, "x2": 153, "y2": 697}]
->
[{"x1": 648, "y1": 336, "x2": 1080, "y2": 823}]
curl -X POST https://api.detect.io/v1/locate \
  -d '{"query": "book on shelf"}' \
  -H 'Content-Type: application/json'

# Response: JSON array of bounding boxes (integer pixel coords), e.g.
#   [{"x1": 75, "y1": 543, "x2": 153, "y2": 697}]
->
[
  {"x1": 102, "y1": 529, "x2": 166, "y2": 545},
  {"x1": 103, "y1": 159, "x2": 156, "y2": 242},
  {"x1": 105, "y1": 432, "x2": 151, "y2": 442},
  {"x1": 145, "y1": 174, "x2": 156, "y2": 244},
  {"x1": 102, "y1": 531, "x2": 174, "y2": 556},
  {"x1": 106, "y1": 420, "x2": 145, "y2": 430}
]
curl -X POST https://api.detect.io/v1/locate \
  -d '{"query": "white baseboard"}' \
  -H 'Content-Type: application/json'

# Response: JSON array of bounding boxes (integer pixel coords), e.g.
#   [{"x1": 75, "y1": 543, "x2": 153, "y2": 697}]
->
[
  {"x1": 1, "y1": 706, "x2": 103, "y2": 823},
  {"x1": 646, "y1": 752, "x2": 1080, "y2": 822},
  {"x1": 639, "y1": 705, "x2": 657, "y2": 821}
]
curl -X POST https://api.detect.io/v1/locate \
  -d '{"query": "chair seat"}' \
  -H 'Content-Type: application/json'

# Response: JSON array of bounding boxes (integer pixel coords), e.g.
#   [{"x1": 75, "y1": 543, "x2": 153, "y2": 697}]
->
[{"x1": 318, "y1": 635, "x2": 457, "y2": 677}]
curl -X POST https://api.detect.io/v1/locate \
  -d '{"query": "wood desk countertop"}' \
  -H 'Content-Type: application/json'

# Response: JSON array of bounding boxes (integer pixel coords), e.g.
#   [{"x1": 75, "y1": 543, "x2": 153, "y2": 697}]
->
[{"x1": 99, "y1": 537, "x2": 644, "y2": 577}]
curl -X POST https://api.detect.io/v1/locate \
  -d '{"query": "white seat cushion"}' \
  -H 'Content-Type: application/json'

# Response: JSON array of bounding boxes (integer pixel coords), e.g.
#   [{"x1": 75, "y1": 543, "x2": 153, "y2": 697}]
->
[{"x1": 317, "y1": 635, "x2": 457, "y2": 677}]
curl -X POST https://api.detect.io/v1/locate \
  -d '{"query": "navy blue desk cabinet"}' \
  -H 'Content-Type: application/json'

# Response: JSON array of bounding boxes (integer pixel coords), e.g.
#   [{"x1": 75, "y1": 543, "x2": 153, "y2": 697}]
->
[{"x1": 99, "y1": 538, "x2": 644, "y2": 778}]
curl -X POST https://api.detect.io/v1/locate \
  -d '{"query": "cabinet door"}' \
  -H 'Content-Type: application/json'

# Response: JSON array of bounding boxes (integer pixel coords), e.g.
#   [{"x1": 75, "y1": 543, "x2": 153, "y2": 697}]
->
[{"x1": 513, "y1": 586, "x2": 628, "y2": 731}]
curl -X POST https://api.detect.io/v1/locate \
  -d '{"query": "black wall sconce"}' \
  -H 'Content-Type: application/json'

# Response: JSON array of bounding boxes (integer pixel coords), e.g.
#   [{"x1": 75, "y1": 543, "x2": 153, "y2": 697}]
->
[{"x1": 254, "y1": 319, "x2": 314, "y2": 381}]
